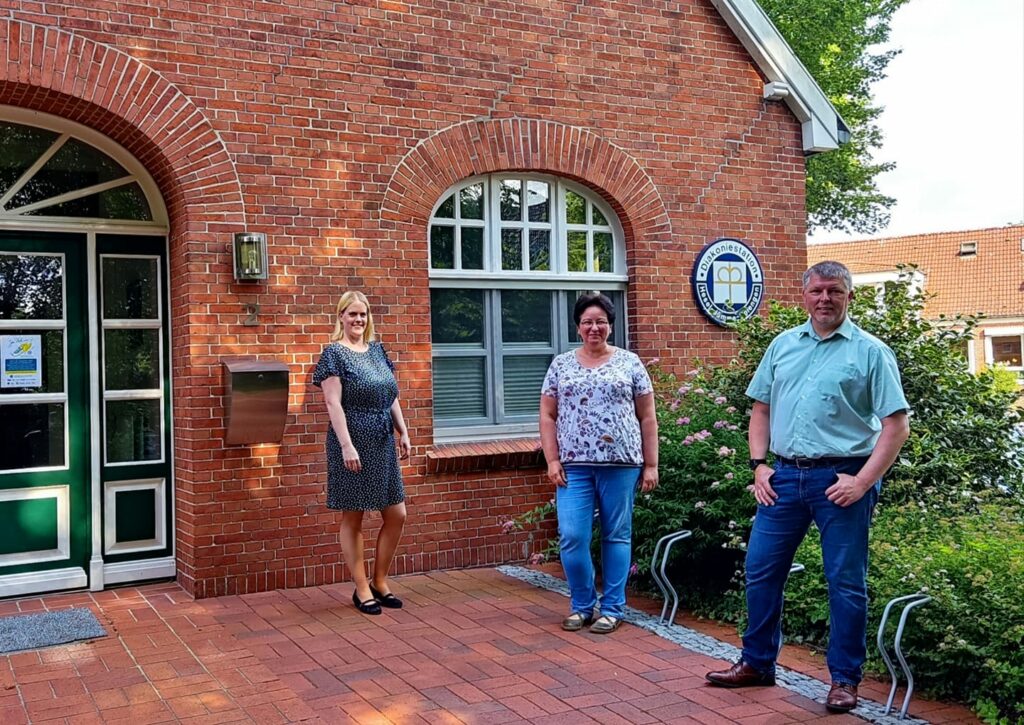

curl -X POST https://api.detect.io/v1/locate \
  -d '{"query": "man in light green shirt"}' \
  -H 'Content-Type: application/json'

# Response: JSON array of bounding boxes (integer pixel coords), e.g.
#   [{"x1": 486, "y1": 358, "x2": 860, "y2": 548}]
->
[{"x1": 706, "y1": 261, "x2": 910, "y2": 713}]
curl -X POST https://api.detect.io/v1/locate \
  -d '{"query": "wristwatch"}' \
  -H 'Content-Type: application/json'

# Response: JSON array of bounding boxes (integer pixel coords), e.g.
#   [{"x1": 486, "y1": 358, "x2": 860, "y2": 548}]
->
[{"x1": 748, "y1": 458, "x2": 767, "y2": 470}]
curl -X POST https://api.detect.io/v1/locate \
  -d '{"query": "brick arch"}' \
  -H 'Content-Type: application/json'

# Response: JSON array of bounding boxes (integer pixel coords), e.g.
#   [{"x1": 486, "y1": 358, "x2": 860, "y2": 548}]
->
[
  {"x1": 381, "y1": 118, "x2": 671, "y2": 244},
  {"x1": 0, "y1": 18, "x2": 246, "y2": 232}
]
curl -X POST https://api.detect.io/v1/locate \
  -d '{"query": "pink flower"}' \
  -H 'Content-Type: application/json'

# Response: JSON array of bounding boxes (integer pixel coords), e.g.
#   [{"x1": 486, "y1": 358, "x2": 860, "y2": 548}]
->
[
  {"x1": 646, "y1": 357, "x2": 660, "y2": 367},
  {"x1": 528, "y1": 552, "x2": 546, "y2": 565},
  {"x1": 726, "y1": 406, "x2": 737, "y2": 413},
  {"x1": 725, "y1": 472, "x2": 735, "y2": 480},
  {"x1": 670, "y1": 399, "x2": 680, "y2": 411},
  {"x1": 714, "y1": 396, "x2": 727, "y2": 405},
  {"x1": 714, "y1": 420, "x2": 727, "y2": 429},
  {"x1": 629, "y1": 563, "x2": 639, "y2": 577},
  {"x1": 683, "y1": 436, "x2": 694, "y2": 446},
  {"x1": 676, "y1": 416, "x2": 690, "y2": 425},
  {"x1": 717, "y1": 446, "x2": 735, "y2": 457},
  {"x1": 677, "y1": 385, "x2": 691, "y2": 396},
  {"x1": 500, "y1": 519, "x2": 516, "y2": 534}
]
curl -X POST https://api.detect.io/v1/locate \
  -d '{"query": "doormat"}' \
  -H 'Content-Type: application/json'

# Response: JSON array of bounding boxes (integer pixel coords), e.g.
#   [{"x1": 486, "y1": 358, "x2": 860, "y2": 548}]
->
[{"x1": 0, "y1": 608, "x2": 107, "y2": 654}]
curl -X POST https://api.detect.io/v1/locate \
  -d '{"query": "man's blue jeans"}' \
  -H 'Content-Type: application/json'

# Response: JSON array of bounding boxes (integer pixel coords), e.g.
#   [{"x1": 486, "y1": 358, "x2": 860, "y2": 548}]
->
[
  {"x1": 556, "y1": 464, "x2": 640, "y2": 620},
  {"x1": 741, "y1": 458, "x2": 877, "y2": 686}
]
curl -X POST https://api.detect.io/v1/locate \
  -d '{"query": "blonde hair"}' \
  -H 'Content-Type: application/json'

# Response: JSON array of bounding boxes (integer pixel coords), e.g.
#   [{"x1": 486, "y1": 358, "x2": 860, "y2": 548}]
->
[{"x1": 330, "y1": 290, "x2": 375, "y2": 343}]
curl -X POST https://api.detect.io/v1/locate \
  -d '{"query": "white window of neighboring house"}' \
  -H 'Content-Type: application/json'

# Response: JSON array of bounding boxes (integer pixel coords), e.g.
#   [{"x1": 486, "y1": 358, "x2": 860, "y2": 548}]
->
[
  {"x1": 988, "y1": 333, "x2": 1023, "y2": 371},
  {"x1": 428, "y1": 174, "x2": 627, "y2": 442}
]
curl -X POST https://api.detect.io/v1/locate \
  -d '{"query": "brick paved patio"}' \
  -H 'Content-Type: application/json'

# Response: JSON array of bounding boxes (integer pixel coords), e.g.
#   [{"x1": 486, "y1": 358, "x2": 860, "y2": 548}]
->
[{"x1": 0, "y1": 568, "x2": 978, "y2": 724}]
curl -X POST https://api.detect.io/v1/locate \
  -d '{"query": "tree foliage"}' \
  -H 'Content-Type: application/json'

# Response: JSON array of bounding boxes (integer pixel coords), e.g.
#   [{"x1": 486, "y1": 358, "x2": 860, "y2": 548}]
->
[{"x1": 759, "y1": 0, "x2": 907, "y2": 233}]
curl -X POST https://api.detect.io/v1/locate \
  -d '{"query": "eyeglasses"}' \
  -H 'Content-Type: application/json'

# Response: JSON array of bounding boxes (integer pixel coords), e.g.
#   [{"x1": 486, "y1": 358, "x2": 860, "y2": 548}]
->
[{"x1": 579, "y1": 319, "x2": 610, "y2": 329}]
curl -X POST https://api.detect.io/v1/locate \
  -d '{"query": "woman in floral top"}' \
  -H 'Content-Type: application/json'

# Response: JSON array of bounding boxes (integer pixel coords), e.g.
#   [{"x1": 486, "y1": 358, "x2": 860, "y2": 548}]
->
[{"x1": 540, "y1": 293, "x2": 659, "y2": 634}]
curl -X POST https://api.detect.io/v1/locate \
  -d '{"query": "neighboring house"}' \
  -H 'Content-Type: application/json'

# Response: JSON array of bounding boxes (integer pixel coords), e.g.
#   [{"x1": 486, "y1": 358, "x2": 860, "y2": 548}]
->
[
  {"x1": 0, "y1": 1, "x2": 847, "y2": 598},
  {"x1": 810, "y1": 225, "x2": 1024, "y2": 380}
]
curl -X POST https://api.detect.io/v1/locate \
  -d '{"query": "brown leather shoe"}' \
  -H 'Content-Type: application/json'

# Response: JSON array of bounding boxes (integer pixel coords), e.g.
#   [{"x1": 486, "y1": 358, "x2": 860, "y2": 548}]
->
[
  {"x1": 826, "y1": 683, "x2": 858, "y2": 712},
  {"x1": 705, "y1": 660, "x2": 776, "y2": 688}
]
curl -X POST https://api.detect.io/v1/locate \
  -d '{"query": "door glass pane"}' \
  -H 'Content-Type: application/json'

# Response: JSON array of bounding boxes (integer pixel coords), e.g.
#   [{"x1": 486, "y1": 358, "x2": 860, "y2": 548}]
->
[
  {"x1": 106, "y1": 399, "x2": 162, "y2": 463},
  {"x1": 6, "y1": 137, "x2": 128, "y2": 210},
  {"x1": 503, "y1": 355, "x2": 552, "y2": 415},
  {"x1": 567, "y1": 231, "x2": 587, "y2": 272},
  {"x1": 0, "y1": 330, "x2": 64, "y2": 395},
  {"x1": 500, "y1": 179, "x2": 521, "y2": 221},
  {"x1": 105, "y1": 329, "x2": 160, "y2": 390},
  {"x1": 460, "y1": 184, "x2": 484, "y2": 220},
  {"x1": 528, "y1": 229, "x2": 550, "y2": 271},
  {"x1": 501, "y1": 290, "x2": 552, "y2": 344},
  {"x1": 430, "y1": 225, "x2": 454, "y2": 269},
  {"x1": 0, "y1": 121, "x2": 60, "y2": 198},
  {"x1": 461, "y1": 227, "x2": 484, "y2": 270},
  {"x1": 0, "y1": 403, "x2": 65, "y2": 470},
  {"x1": 430, "y1": 289, "x2": 484, "y2": 346},
  {"x1": 565, "y1": 190, "x2": 586, "y2": 224},
  {"x1": 25, "y1": 182, "x2": 152, "y2": 221},
  {"x1": 527, "y1": 181, "x2": 549, "y2": 222},
  {"x1": 433, "y1": 357, "x2": 486, "y2": 419},
  {"x1": 501, "y1": 228, "x2": 522, "y2": 270},
  {"x1": 102, "y1": 257, "x2": 158, "y2": 319},
  {"x1": 0, "y1": 253, "x2": 63, "y2": 319},
  {"x1": 594, "y1": 232, "x2": 613, "y2": 273}
]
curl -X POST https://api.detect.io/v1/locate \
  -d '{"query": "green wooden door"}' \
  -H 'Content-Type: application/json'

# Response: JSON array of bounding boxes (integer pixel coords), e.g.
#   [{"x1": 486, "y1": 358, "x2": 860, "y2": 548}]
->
[{"x1": 0, "y1": 232, "x2": 91, "y2": 592}]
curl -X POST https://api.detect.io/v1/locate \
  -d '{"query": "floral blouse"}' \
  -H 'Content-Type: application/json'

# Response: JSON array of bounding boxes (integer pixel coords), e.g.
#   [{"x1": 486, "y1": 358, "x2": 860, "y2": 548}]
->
[{"x1": 541, "y1": 348, "x2": 654, "y2": 466}]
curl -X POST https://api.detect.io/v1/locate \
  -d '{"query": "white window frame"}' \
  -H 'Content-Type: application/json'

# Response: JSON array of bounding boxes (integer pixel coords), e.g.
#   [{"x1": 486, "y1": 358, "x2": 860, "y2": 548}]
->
[
  {"x1": 429, "y1": 174, "x2": 628, "y2": 443},
  {"x1": 984, "y1": 327, "x2": 1024, "y2": 374}
]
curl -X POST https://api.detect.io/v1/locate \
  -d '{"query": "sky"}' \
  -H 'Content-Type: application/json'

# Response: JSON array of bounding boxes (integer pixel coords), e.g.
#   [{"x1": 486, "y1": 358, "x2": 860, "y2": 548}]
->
[{"x1": 808, "y1": 0, "x2": 1024, "y2": 244}]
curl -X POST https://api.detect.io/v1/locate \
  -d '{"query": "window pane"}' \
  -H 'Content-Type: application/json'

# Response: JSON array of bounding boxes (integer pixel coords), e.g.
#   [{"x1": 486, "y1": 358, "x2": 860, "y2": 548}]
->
[
  {"x1": 527, "y1": 181, "x2": 549, "y2": 222},
  {"x1": 430, "y1": 225, "x2": 454, "y2": 269},
  {"x1": 500, "y1": 179, "x2": 521, "y2": 221},
  {"x1": 567, "y1": 231, "x2": 587, "y2": 272},
  {"x1": 105, "y1": 329, "x2": 160, "y2": 390},
  {"x1": 566, "y1": 190, "x2": 586, "y2": 224},
  {"x1": 594, "y1": 232, "x2": 613, "y2": 273},
  {"x1": 501, "y1": 290, "x2": 552, "y2": 344},
  {"x1": 592, "y1": 206, "x2": 609, "y2": 226},
  {"x1": 503, "y1": 355, "x2": 552, "y2": 415},
  {"x1": 106, "y1": 399, "x2": 162, "y2": 463},
  {"x1": 0, "y1": 122, "x2": 60, "y2": 199},
  {"x1": 460, "y1": 184, "x2": 484, "y2": 220},
  {"x1": 6, "y1": 137, "x2": 128, "y2": 210},
  {"x1": 433, "y1": 357, "x2": 486, "y2": 419},
  {"x1": 461, "y1": 227, "x2": 484, "y2": 270},
  {"x1": 992, "y1": 336, "x2": 1022, "y2": 367},
  {"x1": 0, "y1": 253, "x2": 63, "y2": 320},
  {"x1": 0, "y1": 403, "x2": 65, "y2": 470},
  {"x1": 501, "y1": 228, "x2": 523, "y2": 270},
  {"x1": 25, "y1": 182, "x2": 152, "y2": 221},
  {"x1": 0, "y1": 330, "x2": 63, "y2": 395},
  {"x1": 430, "y1": 289, "x2": 484, "y2": 345},
  {"x1": 435, "y1": 194, "x2": 455, "y2": 218},
  {"x1": 529, "y1": 229, "x2": 550, "y2": 271},
  {"x1": 102, "y1": 257, "x2": 158, "y2": 319}
]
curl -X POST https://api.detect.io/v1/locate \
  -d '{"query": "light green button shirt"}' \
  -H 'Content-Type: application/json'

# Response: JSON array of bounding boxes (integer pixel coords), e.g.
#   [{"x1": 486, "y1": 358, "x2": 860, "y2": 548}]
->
[{"x1": 746, "y1": 317, "x2": 909, "y2": 459}]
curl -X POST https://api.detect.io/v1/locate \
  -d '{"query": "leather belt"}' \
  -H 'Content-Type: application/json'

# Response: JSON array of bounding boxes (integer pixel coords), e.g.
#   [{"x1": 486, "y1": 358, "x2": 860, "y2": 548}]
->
[{"x1": 775, "y1": 456, "x2": 866, "y2": 469}]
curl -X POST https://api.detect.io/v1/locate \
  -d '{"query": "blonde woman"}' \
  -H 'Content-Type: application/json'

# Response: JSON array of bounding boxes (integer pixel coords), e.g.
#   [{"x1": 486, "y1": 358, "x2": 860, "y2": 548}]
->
[{"x1": 313, "y1": 291, "x2": 411, "y2": 615}]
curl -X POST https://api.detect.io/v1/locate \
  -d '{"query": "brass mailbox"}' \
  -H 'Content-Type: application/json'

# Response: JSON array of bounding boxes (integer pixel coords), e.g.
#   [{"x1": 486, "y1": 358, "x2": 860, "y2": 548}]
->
[{"x1": 223, "y1": 360, "x2": 289, "y2": 445}]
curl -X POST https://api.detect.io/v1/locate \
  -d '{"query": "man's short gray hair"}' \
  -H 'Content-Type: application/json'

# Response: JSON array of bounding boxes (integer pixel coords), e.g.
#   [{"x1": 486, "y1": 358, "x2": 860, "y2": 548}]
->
[{"x1": 803, "y1": 260, "x2": 852, "y2": 291}]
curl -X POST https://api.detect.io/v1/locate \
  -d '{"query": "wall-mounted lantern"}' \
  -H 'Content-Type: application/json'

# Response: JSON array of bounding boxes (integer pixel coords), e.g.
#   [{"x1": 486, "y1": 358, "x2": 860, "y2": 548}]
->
[{"x1": 232, "y1": 232, "x2": 268, "y2": 281}]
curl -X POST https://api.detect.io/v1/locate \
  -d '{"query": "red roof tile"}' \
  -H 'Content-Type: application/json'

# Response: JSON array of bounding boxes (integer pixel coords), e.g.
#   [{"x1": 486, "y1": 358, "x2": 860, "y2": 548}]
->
[{"x1": 809, "y1": 225, "x2": 1024, "y2": 318}]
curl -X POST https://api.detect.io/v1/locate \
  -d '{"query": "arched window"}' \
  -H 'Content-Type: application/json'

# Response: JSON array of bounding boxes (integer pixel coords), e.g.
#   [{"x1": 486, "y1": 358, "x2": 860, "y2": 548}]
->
[{"x1": 429, "y1": 173, "x2": 628, "y2": 441}]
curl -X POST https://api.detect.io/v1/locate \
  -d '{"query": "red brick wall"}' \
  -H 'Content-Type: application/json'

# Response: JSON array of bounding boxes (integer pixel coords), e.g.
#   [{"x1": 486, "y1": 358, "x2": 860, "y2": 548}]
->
[{"x1": 0, "y1": 0, "x2": 807, "y2": 597}]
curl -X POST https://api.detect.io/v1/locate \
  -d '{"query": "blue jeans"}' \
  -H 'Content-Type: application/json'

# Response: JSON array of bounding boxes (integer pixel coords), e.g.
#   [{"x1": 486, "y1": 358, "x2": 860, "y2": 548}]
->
[
  {"x1": 556, "y1": 464, "x2": 640, "y2": 619},
  {"x1": 741, "y1": 458, "x2": 878, "y2": 686}
]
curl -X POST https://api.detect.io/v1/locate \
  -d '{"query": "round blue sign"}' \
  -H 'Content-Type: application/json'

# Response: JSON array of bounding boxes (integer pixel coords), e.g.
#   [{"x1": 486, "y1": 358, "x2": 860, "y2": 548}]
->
[{"x1": 691, "y1": 238, "x2": 765, "y2": 327}]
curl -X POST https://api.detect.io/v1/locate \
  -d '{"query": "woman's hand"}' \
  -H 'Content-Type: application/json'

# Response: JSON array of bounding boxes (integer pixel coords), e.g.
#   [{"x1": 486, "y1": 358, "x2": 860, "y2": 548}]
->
[
  {"x1": 547, "y1": 461, "x2": 567, "y2": 487},
  {"x1": 397, "y1": 432, "x2": 411, "y2": 459},
  {"x1": 342, "y1": 443, "x2": 362, "y2": 473},
  {"x1": 640, "y1": 464, "x2": 659, "y2": 492}
]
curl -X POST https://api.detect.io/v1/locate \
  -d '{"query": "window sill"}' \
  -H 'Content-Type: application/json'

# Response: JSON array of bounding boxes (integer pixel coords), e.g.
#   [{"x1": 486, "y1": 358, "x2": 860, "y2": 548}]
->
[{"x1": 425, "y1": 437, "x2": 544, "y2": 474}]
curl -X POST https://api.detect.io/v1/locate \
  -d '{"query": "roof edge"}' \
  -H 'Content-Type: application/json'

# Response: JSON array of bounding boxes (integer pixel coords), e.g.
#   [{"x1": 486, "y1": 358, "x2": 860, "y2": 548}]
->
[{"x1": 709, "y1": 0, "x2": 849, "y2": 154}]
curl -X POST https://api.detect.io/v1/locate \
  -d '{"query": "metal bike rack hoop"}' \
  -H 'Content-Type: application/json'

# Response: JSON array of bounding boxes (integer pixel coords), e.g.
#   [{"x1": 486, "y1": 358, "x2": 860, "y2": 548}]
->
[{"x1": 877, "y1": 591, "x2": 932, "y2": 720}]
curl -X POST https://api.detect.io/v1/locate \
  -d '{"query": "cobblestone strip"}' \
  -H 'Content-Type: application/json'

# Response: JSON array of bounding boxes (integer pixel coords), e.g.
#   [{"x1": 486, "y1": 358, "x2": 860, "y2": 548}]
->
[{"x1": 498, "y1": 565, "x2": 929, "y2": 725}]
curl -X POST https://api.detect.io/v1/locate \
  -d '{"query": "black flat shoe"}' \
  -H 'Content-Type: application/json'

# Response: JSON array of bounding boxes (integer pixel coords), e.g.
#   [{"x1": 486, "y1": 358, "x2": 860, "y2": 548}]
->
[
  {"x1": 352, "y1": 590, "x2": 382, "y2": 615},
  {"x1": 369, "y1": 584, "x2": 403, "y2": 609}
]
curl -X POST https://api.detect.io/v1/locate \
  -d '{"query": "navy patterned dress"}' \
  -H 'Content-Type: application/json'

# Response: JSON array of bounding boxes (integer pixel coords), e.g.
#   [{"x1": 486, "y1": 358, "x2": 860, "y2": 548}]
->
[{"x1": 312, "y1": 341, "x2": 405, "y2": 511}]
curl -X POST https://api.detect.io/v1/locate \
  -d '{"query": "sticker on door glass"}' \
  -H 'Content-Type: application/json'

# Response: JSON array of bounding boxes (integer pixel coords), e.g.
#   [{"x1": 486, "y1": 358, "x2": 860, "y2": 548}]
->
[{"x1": 1, "y1": 335, "x2": 43, "y2": 388}]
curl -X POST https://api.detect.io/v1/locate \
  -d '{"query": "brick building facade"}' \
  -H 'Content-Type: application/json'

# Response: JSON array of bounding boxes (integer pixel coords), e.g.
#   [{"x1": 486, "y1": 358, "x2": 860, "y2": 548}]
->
[{"x1": 0, "y1": 1, "x2": 844, "y2": 598}]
